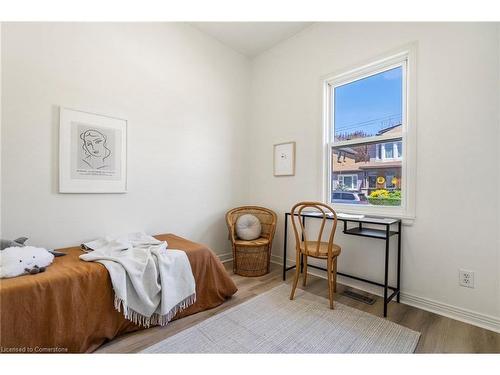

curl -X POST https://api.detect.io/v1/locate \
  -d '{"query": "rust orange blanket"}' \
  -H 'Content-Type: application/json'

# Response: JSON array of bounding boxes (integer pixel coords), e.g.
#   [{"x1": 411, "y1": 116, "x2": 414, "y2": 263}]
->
[{"x1": 0, "y1": 234, "x2": 237, "y2": 353}]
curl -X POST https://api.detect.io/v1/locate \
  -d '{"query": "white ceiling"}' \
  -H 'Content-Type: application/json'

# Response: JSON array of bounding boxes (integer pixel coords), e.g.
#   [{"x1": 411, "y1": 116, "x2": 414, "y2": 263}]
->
[{"x1": 191, "y1": 22, "x2": 313, "y2": 58}]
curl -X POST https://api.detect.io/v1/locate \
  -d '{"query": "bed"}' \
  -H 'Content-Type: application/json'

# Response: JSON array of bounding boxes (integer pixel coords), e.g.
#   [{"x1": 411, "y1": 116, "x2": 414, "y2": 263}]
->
[{"x1": 0, "y1": 234, "x2": 238, "y2": 353}]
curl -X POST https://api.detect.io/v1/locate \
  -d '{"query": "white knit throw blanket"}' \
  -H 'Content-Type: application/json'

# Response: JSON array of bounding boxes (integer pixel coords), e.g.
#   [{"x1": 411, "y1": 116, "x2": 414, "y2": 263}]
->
[{"x1": 79, "y1": 232, "x2": 196, "y2": 328}]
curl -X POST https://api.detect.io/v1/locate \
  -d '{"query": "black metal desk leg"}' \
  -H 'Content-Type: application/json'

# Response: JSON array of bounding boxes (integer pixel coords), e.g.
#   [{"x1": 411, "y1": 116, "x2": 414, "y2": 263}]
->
[
  {"x1": 300, "y1": 215, "x2": 305, "y2": 273},
  {"x1": 383, "y1": 225, "x2": 390, "y2": 317},
  {"x1": 283, "y1": 213, "x2": 288, "y2": 281},
  {"x1": 397, "y1": 221, "x2": 402, "y2": 303}
]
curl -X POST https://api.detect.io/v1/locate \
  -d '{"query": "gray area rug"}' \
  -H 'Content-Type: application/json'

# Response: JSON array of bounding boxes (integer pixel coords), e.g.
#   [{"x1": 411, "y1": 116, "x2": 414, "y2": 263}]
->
[{"x1": 142, "y1": 284, "x2": 420, "y2": 353}]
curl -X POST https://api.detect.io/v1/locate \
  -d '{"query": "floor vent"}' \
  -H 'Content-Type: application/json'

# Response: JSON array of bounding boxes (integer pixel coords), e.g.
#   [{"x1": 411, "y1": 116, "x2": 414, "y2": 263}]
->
[{"x1": 342, "y1": 290, "x2": 376, "y2": 305}]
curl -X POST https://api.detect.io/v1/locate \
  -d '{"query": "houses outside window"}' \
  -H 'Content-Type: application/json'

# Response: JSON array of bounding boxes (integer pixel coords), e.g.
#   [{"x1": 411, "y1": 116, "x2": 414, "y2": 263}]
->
[
  {"x1": 368, "y1": 175, "x2": 377, "y2": 189},
  {"x1": 324, "y1": 47, "x2": 416, "y2": 217},
  {"x1": 337, "y1": 174, "x2": 358, "y2": 191},
  {"x1": 386, "y1": 175, "x2": 395, "y2": 189},
  {"x1": 376, "y1": 141, "x2": 402, "y2": 161}
]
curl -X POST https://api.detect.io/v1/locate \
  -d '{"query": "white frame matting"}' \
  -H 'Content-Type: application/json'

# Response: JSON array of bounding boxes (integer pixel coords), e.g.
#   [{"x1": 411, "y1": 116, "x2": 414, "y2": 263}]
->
[
  {"x1": 59, "y1": 107, "x2": 127, "y2": 193},
  {"x1": 273, "y1": 141, "x2": 296, "y2": 176}
]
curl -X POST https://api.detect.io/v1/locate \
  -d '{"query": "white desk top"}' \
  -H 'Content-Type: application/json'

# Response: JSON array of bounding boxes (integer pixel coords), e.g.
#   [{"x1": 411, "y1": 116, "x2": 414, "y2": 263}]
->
[{"x1": 291, "y1": 211, "x2": 400, "y2": 225}]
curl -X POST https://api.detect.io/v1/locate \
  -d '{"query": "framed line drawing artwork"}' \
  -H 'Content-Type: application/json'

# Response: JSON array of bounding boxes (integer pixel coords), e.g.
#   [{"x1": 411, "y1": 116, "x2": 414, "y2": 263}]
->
[
  {"x1": 273, "y1": 141, "x2": 295, "y2": 176},
  {"x1": 59, "y1": 107, "x2": 127, "y2": 193}
]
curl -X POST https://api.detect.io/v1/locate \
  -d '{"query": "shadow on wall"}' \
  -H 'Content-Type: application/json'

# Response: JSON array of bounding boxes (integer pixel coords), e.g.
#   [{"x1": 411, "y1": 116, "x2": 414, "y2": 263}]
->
[{"x1": 51, "y1": 105, "x2": 60, "y2": 195}]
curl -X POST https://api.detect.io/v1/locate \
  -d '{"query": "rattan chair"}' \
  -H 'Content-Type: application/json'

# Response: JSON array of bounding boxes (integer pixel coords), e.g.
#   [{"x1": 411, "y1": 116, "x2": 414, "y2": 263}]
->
[
  {"x1": 226, "y1": 206, "x2": 277, "y2": 277},
  {"x1": 289, "y1": 201, "x2": 341, "y2": 309}
]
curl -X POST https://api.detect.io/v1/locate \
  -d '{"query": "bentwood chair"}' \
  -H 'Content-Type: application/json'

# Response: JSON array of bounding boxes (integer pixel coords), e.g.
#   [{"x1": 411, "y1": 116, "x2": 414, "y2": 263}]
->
[{"x1": 289, "y1": 202, "x2": 341, "y2": 309}]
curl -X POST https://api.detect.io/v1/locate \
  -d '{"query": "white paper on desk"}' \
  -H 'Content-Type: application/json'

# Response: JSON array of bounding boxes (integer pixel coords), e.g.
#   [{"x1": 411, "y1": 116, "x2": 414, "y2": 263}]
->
[
  {"x1": 337, "y1": 213, "x2": 365, "y2": 219},
  {"x1": 302, "y1": 210, "x2": 320, "y2": 215},
  {"x1": 302, "y1": 211, "x2": 363, "y2": 219},
  {"x1": 302, "y1": 211, "x2": 333, "y2": 217}
]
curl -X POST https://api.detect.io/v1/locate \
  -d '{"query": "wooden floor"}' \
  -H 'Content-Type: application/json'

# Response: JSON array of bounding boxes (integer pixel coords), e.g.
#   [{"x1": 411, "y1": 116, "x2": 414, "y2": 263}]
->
[{"x1": 96, "y1": 262, "x2": 500, "y2": 353}]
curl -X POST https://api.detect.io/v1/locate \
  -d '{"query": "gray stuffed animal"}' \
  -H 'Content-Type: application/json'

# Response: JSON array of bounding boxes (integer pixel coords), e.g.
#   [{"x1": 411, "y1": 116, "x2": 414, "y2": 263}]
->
[
  {"x1": 0, "y1": 237, "x2": 29, "y2": 250},
  {"x1": 0, "y1": 237, "x2": 66, "y2": 257}
]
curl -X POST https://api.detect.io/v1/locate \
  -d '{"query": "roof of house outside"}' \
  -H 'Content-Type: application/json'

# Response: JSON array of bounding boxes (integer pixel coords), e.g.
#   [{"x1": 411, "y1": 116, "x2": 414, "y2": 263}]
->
[
  {"x1": 332, "y1": 123, "x2": 403, "y2": 173},
  {"x1": 377, "y1": 123, "x2": 402, "y2": 135},
  {"x1": 333, "y1": 159, "x2": 402, "y2": 173}
]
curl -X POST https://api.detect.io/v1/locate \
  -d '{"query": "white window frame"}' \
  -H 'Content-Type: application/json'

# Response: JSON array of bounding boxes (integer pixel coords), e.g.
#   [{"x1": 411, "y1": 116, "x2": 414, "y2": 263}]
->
[
  {"x1": 383, "y1": 143, "x2": 394, "y2": 160},
  {"x1": 322, "y1": 44, "x2": 417, "y2": 220},
  {"x1": 377, "y1": 141, "x2": 402, "y2": 161},
  {"x1": 337, "y1": 174, "x2": 358, "y2": 191}
]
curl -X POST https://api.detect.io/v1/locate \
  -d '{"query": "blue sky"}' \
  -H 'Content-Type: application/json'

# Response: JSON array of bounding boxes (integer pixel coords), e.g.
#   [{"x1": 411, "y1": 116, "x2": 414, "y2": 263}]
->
[{"x1": 334, "y1": 66, "x2": 402, "y2": 138}]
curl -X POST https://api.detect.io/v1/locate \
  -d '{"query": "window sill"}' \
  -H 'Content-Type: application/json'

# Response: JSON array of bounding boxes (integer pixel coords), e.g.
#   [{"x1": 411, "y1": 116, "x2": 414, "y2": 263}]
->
[{"x1": 330, "y1": 204, "x2": 415, "y2": 225}]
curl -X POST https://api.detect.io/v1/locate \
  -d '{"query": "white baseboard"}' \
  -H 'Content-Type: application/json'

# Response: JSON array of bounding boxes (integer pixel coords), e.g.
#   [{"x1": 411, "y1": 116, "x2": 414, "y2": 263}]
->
[
  {"x1": 400, "y1": 293, "x2": 500, "y2": 334},
  {"x1": 270, "y1": 254, "x2": 500, "y2": 334},
  {"x1": 217, "y1": 252, "x2": 233, "y2": 263}
]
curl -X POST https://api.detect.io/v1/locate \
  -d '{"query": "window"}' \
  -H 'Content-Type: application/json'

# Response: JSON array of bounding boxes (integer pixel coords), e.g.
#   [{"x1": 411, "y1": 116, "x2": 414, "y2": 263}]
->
[
  {"x1": 376, "y1": 142, "x2": 403, "y2": 161},
  {"x1": 383, "y1": 143, "x2": 394, "y2": 159},
  {"x1": 342, "y1": 193, "x2": 356, "y2": 201},
  {"x1": 324, "y1": 47, "x2": 416, "y2": 218},
  {"x1": 396, "y1": 142, "x2": 402, "y2": 158},
  {"x1": 386, "y1": 174, "x2": 395, "y2": 189},
  {"x1": 368, "y1": 175, "x2": 377, "y2": 188},
  {"x1": 337, "y1": 174, "x2": 358, "y2": 190}
]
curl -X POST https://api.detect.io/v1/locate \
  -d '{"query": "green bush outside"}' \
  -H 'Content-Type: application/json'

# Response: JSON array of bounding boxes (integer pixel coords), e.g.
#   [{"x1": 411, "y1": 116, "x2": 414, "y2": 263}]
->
[{"x1": 368, "y1": 189, "x2": 401, "y2": 206}]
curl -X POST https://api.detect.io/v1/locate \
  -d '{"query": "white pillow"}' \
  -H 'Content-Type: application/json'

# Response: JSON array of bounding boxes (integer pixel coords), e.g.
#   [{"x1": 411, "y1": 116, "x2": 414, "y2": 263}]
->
[
  {"x1": 236, "y1": 214, "x2": 262, "y2": 241},
  {"x1": 0, "y1": 246, "x2": 54, "y2": 279}
]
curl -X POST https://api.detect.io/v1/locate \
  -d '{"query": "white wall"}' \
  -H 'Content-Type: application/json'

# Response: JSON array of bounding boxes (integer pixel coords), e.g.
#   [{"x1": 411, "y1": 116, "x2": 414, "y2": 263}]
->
[
  {"x1": 1, "y1": 23, "x2": 250, "y2": 254},
  {"x1": 497, "y1": 24, "x2": 500, "y2": 320},
  {"x1": 249, "y1": 23, "x2": 500, "y2": 327},
  {"x1": 1, "y1": 22, "x2": 499, "y2": 331},
  {"x1": 0, "y1": 22, "x2": 2, "y2": 239}
]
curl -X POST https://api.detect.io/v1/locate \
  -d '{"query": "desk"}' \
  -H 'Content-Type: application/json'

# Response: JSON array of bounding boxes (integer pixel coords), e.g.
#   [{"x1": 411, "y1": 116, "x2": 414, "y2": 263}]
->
[{"x1": 282, "y1": 212, "x2": 402, "y2": 317}]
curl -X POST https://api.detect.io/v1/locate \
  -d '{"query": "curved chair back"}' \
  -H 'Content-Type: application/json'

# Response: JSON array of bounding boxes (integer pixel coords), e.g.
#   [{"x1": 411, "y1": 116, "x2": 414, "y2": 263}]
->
[
  {"x1": 290, "y1": 201, "x2": 338, "y2": 257},
  {"x1": 226, "y1": 206, "x2": 277, "y2": 242}
]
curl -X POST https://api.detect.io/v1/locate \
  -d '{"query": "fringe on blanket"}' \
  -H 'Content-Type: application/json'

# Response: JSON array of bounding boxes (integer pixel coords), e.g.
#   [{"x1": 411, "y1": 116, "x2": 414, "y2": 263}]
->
[{"x1": 114, "y1": 293, "x2": 197, "y2": 328}]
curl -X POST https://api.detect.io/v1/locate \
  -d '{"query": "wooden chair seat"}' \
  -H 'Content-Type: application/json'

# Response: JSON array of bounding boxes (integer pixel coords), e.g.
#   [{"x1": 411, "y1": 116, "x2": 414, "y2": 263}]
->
[
  {"x1": 234, "y1": 237, "x2": 270, "y2": 247},
  {"x1": 300, "y1": 241, "x2": 341, "y2": 258}
]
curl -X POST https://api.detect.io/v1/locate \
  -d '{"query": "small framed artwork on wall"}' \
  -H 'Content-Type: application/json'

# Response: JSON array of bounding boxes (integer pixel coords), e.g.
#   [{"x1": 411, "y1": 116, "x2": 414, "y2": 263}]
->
[
  {"x1": 273, "y1": 141, "x2": 295, "y2": 176},
  {"x1": 59, "y1": 107, "x2": 127, "y2": 193}
]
